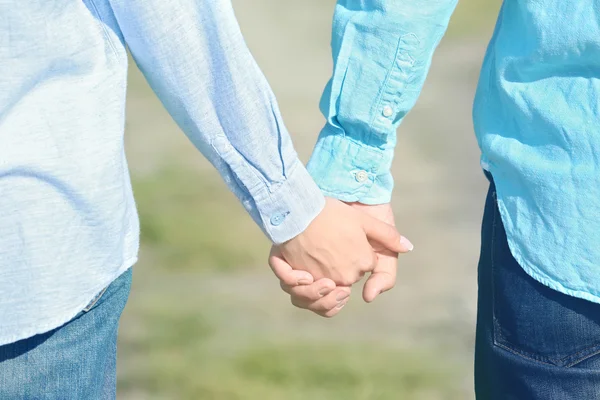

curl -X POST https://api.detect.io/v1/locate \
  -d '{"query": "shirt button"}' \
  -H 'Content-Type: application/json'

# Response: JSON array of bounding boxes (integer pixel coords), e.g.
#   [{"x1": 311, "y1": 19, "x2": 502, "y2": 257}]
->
[
  {"x1": 355, "y1": 170, "x2": 369, "y2": 183},
  {"x1": 270, "y1": 213, "x2": 287, "y2": 226},
  {"x1": 382, "y1": 106, "x2": 394, "y2": 118}
]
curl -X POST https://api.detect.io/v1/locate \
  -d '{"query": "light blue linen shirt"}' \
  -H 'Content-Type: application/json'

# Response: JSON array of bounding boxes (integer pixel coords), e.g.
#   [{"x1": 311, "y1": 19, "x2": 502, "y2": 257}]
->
[
  {"x1": 0, "y1": 0, "x2": 327, "y2": 345},
  {"x1": 4, "y1": 0, "x2": 600, "y2": 346},
  {"x1": 309, "y1": 1, "x2": 600, "y2": 305}
]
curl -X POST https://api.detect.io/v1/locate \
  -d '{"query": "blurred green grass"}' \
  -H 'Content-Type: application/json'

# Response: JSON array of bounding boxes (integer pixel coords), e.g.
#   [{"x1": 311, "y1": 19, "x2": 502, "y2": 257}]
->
[
  {"x1": 118, "y1": 300, "x2": 465, "y2": 400},
  {"x1": 135, "y1": 168, "x2": 269, "y2": 272},
  {"x1": 119, "y1": 1, "x2": 500, "y2": 399},
  {"x1": 120, "y1": 341, "x2": 463, "y2": 400}
]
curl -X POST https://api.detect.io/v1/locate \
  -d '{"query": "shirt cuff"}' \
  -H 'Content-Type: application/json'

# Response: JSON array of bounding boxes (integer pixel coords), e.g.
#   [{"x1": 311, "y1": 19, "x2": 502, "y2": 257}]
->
[
  {"x1": 306, "y1": 127, "x2": 394, "y2": 205},
  {"x1": 252, "y1": 160, "x2": 326, "y2": 244}
]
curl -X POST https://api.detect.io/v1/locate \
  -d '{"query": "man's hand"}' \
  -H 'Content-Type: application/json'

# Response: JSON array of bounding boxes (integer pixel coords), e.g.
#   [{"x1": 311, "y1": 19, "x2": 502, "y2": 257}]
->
[
  {"x1": 269, "y1": 200, "x2": 412, "y2": 317},
  {"x1": 275, "y1": 197, "x2": 408, "y2": 286},
  {"x1": 269, "y1": 247, "x2": 352, "y2": 318}
]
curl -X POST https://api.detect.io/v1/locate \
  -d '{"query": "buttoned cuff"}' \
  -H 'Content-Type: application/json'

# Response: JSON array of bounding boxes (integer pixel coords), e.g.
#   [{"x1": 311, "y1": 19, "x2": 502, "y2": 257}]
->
[
  {"x1": 252, "y1": 160, "x2": 326, "y2": 244},
  {"x1": 307, "y1": 128, "x2": 394, "y2": 205}
]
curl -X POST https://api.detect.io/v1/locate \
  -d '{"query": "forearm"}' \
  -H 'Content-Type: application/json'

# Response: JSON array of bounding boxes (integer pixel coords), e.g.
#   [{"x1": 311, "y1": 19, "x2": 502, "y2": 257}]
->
[
  {"x1": 308, "y1": 0, "x2": 458, "y2": 204},
  {"x1": 108, "y1": 0, "x2": 325, "y2": 243}
]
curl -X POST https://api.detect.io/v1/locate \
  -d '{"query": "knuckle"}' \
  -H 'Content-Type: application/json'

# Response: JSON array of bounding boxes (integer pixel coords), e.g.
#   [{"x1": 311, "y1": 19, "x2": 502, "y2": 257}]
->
[
  {"x1": 290, "y1": 296, "x2": 303, "y2": 308},
  {"x1": 319, "y1": 310, "x2": 335, "y2": 318},
  {"x1": 280, "y1": 281, "x2": 290, "y2": 293},
  {"x1": 358, "y1": 255, "x2": 376, "y2": 271},
  {"x1": 386, "y1": 225, "x2": 399, "y2": 239},
  {"x1": 339, "y1": 276, "x2": 355, "y2": 286},
  {"x1": 308, "y1": 288, "x2": 323, "y2": 301}
]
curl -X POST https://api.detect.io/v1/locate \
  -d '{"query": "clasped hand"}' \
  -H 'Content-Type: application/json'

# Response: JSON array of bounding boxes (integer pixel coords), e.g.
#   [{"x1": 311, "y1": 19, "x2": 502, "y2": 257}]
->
[{"x1": 269, "y1": 198, "x2": 413, "y2": 317}]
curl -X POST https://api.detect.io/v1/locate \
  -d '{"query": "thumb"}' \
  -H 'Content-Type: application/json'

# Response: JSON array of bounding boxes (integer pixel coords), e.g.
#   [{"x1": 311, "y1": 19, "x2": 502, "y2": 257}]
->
[
  {"x1": 361, "y1": 214, "x2": 413, "y2": 253},
  {"x1": 268, "y1": 247, "x2": 314, "y2": 286},
  {"x1": 362, "y1": 256, "x2": 398, "y2": 302}
]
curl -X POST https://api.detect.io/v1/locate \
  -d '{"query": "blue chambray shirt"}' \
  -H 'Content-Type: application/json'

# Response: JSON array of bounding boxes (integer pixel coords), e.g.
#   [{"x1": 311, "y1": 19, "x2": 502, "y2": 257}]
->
[
  {"x1": 4, "y1": 0, "x2": 600, "y2": 346},
  {"x1": 309, "y1": 1, "x2": 600, "y2": 305},
  {"x1": 0, "y1": 0, "x2": 326, "y2": 345}
]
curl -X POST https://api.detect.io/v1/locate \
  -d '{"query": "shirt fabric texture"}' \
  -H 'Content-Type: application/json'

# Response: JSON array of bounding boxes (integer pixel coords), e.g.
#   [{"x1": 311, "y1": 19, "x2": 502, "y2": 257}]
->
[
  {"x1": 0, "y1": 0, "x2": 325, "y2": 346},
  {"x1": 3, "y1": 0, "x2": 600, "y2": 345},
  {"x1": 308, "y1": 0, "x2": 600, "y2": 306}
]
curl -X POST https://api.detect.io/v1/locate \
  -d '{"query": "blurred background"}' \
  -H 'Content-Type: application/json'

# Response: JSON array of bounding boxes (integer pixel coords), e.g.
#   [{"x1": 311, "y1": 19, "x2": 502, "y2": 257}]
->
[{"x1": 118, "y1": 1, "x2": 502, "y2": 399}]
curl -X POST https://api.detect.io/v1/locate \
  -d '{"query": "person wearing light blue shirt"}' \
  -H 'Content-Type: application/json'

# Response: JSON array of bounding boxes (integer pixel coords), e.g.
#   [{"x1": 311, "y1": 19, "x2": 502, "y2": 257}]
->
[
  {"x1": 4, "y1": 0, "x2": 600, "y2": 398},
  {"x1": 0, "y1": 0, "x2": 415, "y2": 398},
  {"x1": 270, "y1": 0, "x2": 600, "y2": 398}
]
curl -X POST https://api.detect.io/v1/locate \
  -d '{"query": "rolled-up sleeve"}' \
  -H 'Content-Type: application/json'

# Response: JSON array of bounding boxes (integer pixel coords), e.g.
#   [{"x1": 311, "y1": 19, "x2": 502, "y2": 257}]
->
[
  {"x1": 307, "y1": 0, "x2": 458, "y2": 204},
  {"x1": 106, "y1": 0, "x2": 325, "y2": 244}
]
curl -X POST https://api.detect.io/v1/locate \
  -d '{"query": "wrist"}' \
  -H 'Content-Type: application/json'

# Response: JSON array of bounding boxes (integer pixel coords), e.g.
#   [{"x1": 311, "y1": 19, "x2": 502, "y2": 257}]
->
[{"x1": 306, "y1": 127, "x2": 394, "y2": 204}]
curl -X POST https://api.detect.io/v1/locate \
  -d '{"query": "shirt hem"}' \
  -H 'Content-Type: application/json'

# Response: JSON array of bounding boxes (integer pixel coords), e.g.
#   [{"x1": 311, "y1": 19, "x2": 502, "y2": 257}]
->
[
  {"x1": 0, "y1": 257, "x2": 137, "y2": 347},
  {"x1": 487, "y1": 165, "x2": 600, "y2": 305}
]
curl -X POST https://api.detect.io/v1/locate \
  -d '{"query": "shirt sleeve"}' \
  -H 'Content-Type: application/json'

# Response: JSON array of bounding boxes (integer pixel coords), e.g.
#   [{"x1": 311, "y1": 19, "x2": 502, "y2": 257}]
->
[
  {"x1": 106, "y1": 0, "x2": 325, "y2": 244},
  {"x1": 307, "y1": 0, "x2": 458, "y2": 204}
]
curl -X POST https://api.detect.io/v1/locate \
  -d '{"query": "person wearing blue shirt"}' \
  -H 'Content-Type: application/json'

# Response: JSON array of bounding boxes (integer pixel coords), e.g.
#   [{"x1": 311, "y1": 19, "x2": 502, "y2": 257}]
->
[
  {"x1": 4, "y1": 0, "x2": 600, "y2": 398},
  {"x1": 271, "y1": 0, "x2": 600, "y2": 398},
  {"x1": 0, "y1": 1, "x2": 413, "y2": 398}
]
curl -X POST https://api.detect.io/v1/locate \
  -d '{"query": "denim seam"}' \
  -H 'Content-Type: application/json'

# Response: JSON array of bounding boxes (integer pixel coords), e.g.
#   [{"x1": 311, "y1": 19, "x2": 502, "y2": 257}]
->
[
  {"x1": 490, "y1": 189, "x2": 498, "y2": 350},
  {"x1": 490, "y1": 194, "x2": 556, "y2": 366},
  {"x1": 565, "y1": 347, "x2": 600, "y2": 368},
  {"x1": 494, "y1": 340, "x2": 600, "y2": 368},
  {"x1": 494, "y1": 342, "x2": 556, "y2": 367}
]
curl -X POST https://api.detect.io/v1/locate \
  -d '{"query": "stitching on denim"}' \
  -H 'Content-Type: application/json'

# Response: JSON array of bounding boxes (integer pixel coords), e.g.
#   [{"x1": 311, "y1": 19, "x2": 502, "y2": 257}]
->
[
  {"x1": 490, "y1": 192, "x2": 558, "y2": 366},
  {"x1": 496, "y1": 338, "x2": 600, "y2": 368},
  {"x1": 495, "y1": 342, "x2": 555, "y2": 367},
  {"x1": 88, "y1": 0, "x2": 119, "y2": 57},
  {"x1": 491, "y1": 188, "x2": 600, "y2": 367},
  {"x1": 496, "y1": 310, "x2": 600, "y2": 366},
  {"x1": 491, "y1": 189, "x2": 551, "y2": 366},
  {"x1": 490, "y1": 188, "x2": 499, "y2": 347},
  {"x1": 559, "y1": 342, "x2": 600, "y2": 366},
  {"x1": 565, "y1": 347, "x2": 600, "y2": 368}
]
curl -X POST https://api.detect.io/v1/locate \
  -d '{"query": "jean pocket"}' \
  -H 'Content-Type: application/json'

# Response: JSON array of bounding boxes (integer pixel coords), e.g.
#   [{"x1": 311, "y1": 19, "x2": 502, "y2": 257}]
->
[{"x1": 490, "y1": 199, "x2": 600, "y2": 368}]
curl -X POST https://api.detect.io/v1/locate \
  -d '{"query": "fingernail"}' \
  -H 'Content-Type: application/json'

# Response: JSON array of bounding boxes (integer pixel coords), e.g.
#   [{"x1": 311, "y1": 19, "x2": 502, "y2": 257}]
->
[
  {"x1": 336, "y1": 292, "x2": 349, "y2": 302},
  {"x1": 318, "y1": 287, "x2": 330, "y2": 297},
  {"x1": 336, "y1": 299, "x2": 349, "y2": 309},
  {"x1": 400, "y1": 236, "x2": 414, "y2": 251},
  {"x1": 297, "y1": 277, "x2": 312, "y2": 285}
]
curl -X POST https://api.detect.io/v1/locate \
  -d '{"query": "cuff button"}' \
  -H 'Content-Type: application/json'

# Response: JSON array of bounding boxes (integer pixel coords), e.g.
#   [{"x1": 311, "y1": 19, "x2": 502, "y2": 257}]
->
[
  {"x1": 355, "y1": 170, "x2": 369, "y2": 183},
  {"x1": 270, "y1": 212, "x2": 288, "y2": 226},
  {"x1": 382, "y1": 106, "x2": 394, "y2": 118}
]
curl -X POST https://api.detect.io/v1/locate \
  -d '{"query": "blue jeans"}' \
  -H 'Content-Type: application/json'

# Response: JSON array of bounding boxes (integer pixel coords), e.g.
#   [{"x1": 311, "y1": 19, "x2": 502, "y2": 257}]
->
[
  {"x1": 0, "y1": 268, "x2": 132, "y2": 399},
  {"x1": 475, "y1": 178, "x2": 600, "y2": 399}
]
